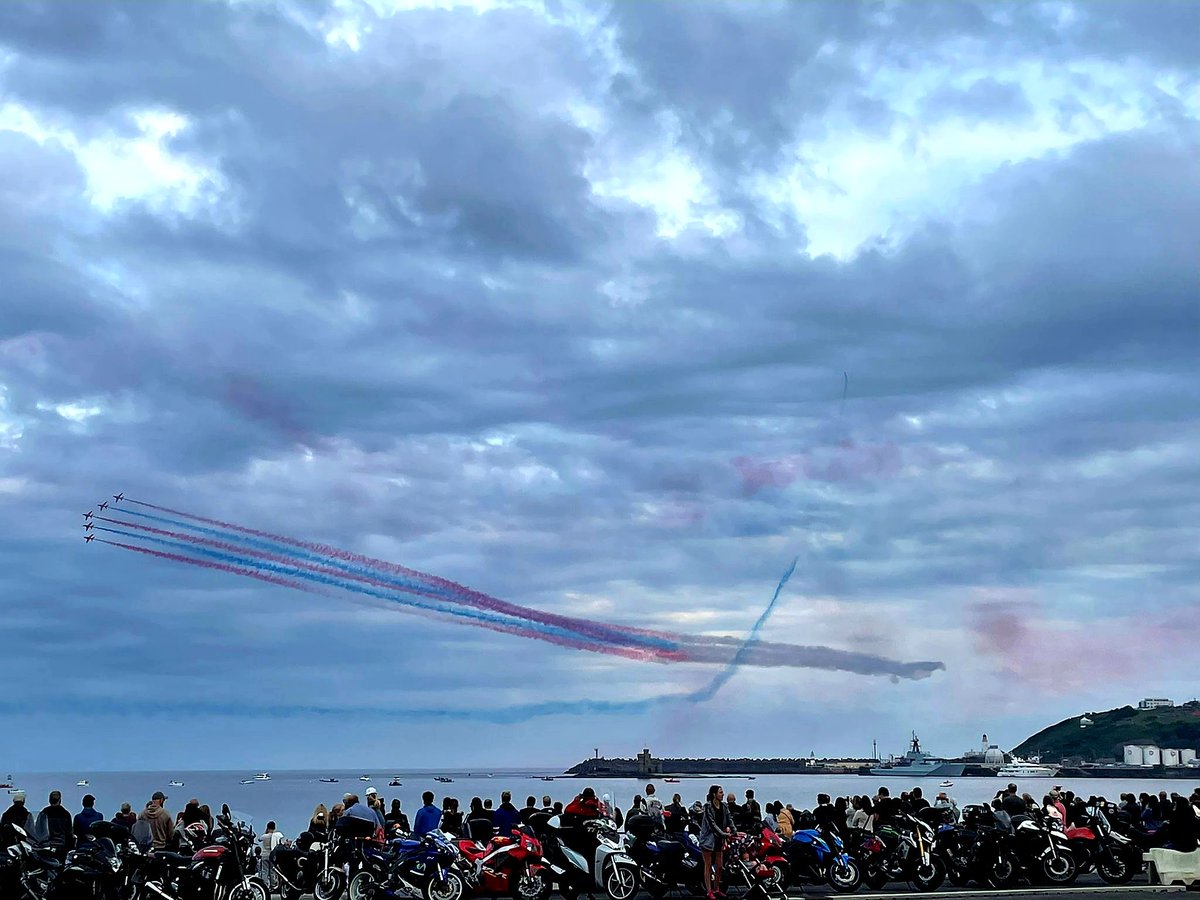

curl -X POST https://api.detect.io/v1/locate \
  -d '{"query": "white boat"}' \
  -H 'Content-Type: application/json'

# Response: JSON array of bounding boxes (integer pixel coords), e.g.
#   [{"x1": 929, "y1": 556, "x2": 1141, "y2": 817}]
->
[
  {"x1": 319, "y1": 778, "x2": 338, "y2": 784},
  {"x1": 939, "y1": 780, "x2": 954, "y2": 788},
  {"x1": 168, "y1": 781, "x2": 185, "y2": 787},
  {"x1": 239, "y1": 779, "x2": 254, "y2": 785},
  {"x1": 997, "y1": 757, "x2": 1058, "y2": 778},
  {"x1": 76, "y1": 780, "x2": 89, "y2": 787},
  {"x1": 254, "y1": 773, "x2": 271, "y2": 781},
  {"x1": 359, "y1": 775, "x2": 371, "y2": 782}
]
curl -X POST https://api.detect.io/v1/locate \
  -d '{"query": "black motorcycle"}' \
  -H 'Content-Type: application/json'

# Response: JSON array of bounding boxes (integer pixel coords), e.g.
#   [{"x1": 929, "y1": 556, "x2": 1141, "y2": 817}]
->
[
  {"x1": 857, "y1": 814, "x2": 945, "y2": 891},
  {"x1": 935, "y1": 808, "x2": 1020, "y2": 889},
  {"x1": 47, "y1": 820, "x2": 139, "y2": 899},
  {"x1": 1010, "y1": 814, "x2": 1076, "y2": 884},
  {"x1": 622, "y1": 815, "x2": 704, "y2": 898},
  {"x1": 271, "y1": 831, "x2": 339, "y2": 900},
  {"x1": 1, "y1": 822, "x2": 61, "y2": 899}
]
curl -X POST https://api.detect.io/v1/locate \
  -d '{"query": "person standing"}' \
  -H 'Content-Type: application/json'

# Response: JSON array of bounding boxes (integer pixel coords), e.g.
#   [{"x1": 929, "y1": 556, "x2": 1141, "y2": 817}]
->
[
  {"x1": 699, "y1": 785, "x2": 733, "y2": 900},
  {"x1": 665, "y1": 793, "x2": 688, "y2": 832},
  {"x1": 495, "y1": 791, "x2": 521, "y2": 837},
  {"x1": 645, "y1": 784, "x2": 665, "y2": 825},
  {"x1": 1, "y1": 790, "x2": 33, "y2": 831},
  {"x1": 414, "y1": 792, "x2": 443, "y2": 837},
  {"x1": 111, "y1": 802, "x2": 137, "y2": 829},
  {"x1": 35, "y1": 791, "x2": 75, "y2": 863},
  {"x1": 138, "y1": 792, "x2": 175, "y2": 851},
  {"x1": 74, "y1": 794, "x2": 103, "y2": 842}
]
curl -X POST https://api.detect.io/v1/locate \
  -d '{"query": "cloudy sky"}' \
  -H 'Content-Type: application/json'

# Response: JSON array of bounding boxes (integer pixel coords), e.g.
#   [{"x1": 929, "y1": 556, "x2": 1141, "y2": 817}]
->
[{"x1": 2, "y1": 0, "x2": 1198, "y2": 771}]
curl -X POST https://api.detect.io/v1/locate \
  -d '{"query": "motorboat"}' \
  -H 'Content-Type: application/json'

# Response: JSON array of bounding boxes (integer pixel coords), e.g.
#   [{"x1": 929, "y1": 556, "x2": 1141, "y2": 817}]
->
[
  {"x1": 168, "y1": 780, "x2": 185, "y2": 787},
  {"x1": 76, "y1": 780, "x2": 89, "y2": 787},
  {"x1": 319, "y1": 777, "x2": 338, "y2": 784},
  {"x1": 664, "y1": 778, "x2": 680, "y2": 783},
  {"x1": 239, "y1": 779, "x2": 254, "y2": 785},
  {"x1": 434, "y1": 776, "x2": 454, "y2": 783},
  {"x1": 254, "y1": 773, "x2": 271, "y2": 781},
  {"x1": 997, "y1": 757, "x2": 1058, "y2": 778},
  {"x1": 541, "y1": 776, "x2": 555, "y2": 782},
  {"x1": 389, "y1": 778, "x2": 403, "y2": 786},
  {"x1": 359, "y1": 775, "x2": 371, "y2": 782},
  {"x1": 939, "y1": 780, "x2": 955, "y2": 788}
]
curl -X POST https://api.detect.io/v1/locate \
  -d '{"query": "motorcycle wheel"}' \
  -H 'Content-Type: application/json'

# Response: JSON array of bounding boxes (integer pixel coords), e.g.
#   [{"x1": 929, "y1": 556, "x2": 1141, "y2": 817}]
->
[
  {"x1": 350, "y1": 871, "x2": 379, "y2": 900},
  {"x1": 827, "y1": 858, "x2": 862, "y2": 893},
  {"x1": 424, "y1": 871, "x2": 465, "y2": 900},
  {"x1": 767, "y1": 861, "x2": 790, "y2": 892},
  {"x1": 911, "y1": 857, "x2": 945, "y2": 892},
  {"x1": 1041, "y1": 853, "x2": 1077, "y2": 885},
  {"x1": 315, "y1": 867, "x2": 347, "y2": 900},
  {"x1": 513, "y1": 869, "x2": 549, "y2": 900},
  {"x1": 1096, "y1": 851, "x2": 1134, "y2": 885},
  {"x1": 603, "y1": 864, "x2": 638, "y2": 900},
  {"x1": 863, "y1": 863, "x2": 889, "y2": 891},
  {"x1": 986, "y1": 853, "x2": 1020, "y2": 889}
]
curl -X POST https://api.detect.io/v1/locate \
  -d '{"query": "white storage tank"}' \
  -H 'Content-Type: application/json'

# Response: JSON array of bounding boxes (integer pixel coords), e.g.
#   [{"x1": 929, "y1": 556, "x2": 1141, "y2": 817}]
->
[
  {"x1": 1124, "y1": 745, "x2": 1145, "y2": 765},
  {"x1": 1182, "y1": 749, "x2": 1198, "y2": 765},
  {"x1": 1143, "y1": 746, "x2": 1162, "y2": 765},
  {"x1": 1163, "y1": 749, "x2": 1181, "y2": 766}
]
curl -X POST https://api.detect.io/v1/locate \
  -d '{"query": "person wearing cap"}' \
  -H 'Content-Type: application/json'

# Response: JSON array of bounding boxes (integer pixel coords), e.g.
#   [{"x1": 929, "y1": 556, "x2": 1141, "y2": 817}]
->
[
  {"x1": 363, "y1": 786, "x2": 386, "y2": 829},
  {"x1": 74, "y1": 794, "x2": 103, "y2": 841},
  {"x1": 137, "y1": 791, "x2": 175, "y2": 850},
  {"x1": 1, "y1": 790, "x2": 33, "y2": 831},
  {"x1": 35, "y1": 790, "x2": 74, "y2": 862}
]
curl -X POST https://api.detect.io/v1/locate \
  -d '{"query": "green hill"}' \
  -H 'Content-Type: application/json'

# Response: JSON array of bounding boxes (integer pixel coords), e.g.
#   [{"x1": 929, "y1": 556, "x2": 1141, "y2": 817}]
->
[{"x1": 1016, "y1": 704, "x2": 1200, "y2": 762}]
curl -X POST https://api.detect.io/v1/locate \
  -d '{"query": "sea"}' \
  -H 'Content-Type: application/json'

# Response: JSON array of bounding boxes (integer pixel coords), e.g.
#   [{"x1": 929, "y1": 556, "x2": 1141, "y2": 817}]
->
[{"x1": 6, "y1": 769, "x2": 1198, "y2": 840}]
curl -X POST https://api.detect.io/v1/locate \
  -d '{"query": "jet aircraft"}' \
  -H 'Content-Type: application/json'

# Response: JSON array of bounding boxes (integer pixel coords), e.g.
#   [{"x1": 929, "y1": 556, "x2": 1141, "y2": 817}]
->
[
  {"x1": 112, "y1": 493, "x2": 124, "y2": 503},
  {"x1": 84, "y1": 534, "x2": 95, "y2": 543},
  {"x1": 98, "y1": 501, "x2": 109, "y2": 510},
  {"x1": 83, "y1": 511, "x2": 94, "y2": 520}
]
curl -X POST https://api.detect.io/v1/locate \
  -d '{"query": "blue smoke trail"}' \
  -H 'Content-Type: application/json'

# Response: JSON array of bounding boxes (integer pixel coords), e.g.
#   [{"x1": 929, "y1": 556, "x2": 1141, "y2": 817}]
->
[
  {"x1": 93, "y1": 526, "x2": 673, "y2": 653},
  {"x1": 115, "y1": 507, "x2": 669, "y2": 653},
  {"x1": 683, "y1": 555, "x2": 798, "y2": 702}
]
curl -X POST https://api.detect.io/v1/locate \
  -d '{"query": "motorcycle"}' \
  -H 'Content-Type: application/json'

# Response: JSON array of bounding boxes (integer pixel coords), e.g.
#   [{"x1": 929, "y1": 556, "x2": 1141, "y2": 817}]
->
[
  {"x1": 935, "y1": 808, "x2": 1020, "y2": 889},
  {"x1": 721, "y1": 832, "x2": 787, "y2": 900},
  {"x1": 47, "y1": 820, "x2": 139, "y2": 899},
  {"x1": 347, "y1": 830, "x2": 464, "y2": 900},
  {"x1": 454, "y1": 824, "x2": 547, "y2": 900},
  {"x1": 135, "y1": 813, "x2": 268, "y2": 900},
  {"x1": 622, "y1": 815, "x2": 704, "y2": 898},
  {"x1": 315, "y1": 815, "x2": 384, "y2": 900},
  {"x1": 780, "y1": 825, "x2": 861, "y2": 893},
  {"x1": 1010, "y1": 814, "x2": 1076, "y2": 885},
  {"x1": 271, "y1": 831, "x2": 337, "y2": 900},
  {"x1": 0, "y1": 822, "x2": 60, "y2": 900},
  {"x1": 857, "y1": 814, "x2": 945, "y2": 891},
  {"x1": 538, "y1": 816, "x2": 637, "y2": 900},
  {"x1": 1064, "y1": 806, "x2": 1139, "y2": 885}
]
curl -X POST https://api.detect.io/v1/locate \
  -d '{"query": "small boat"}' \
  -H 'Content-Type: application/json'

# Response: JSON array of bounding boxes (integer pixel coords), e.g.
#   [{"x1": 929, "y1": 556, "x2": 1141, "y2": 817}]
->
[
  {"x1": 541, "y1": 776, "x2": 555, "y2": 782},
  {"x1": 664, "y1": 778, "x2": 680, "y2": 783},
  {"x1": 434, "y1": 776, "x2": 454, "y2": 783},
  {"x1": 168, "y1": 781, "x2": 185, "y2": 787},
  {"x1": 319, "y1": 778, "x2": 339, "y2": 784},
  {"x1": 939, "y1": 780, "x2": 955, "y2": 788},
  {"x1": 254, "y1": 773, "x2": 271, "y2": 781},
  {"x1": 389, "y1": 779, "x2": 402, "y2": 787},
  {"x1": 0, "y1": 783, "x2": 11, "y2": 790},
  {"x1": 76, "y1": 780, "x2": 89, "y2": 787},
  {"x1": 747, "y1": 777, "x2": 756, "y2": 780},
  {"x1": 7, "y1": 787, "x2": 23, "y2": 794},
  {"x1": 359, "y1": 775, "x2": 371, "y2": 782},
  {"x1": 239, "y1": 779, "x2": 254, "y2": 785}
]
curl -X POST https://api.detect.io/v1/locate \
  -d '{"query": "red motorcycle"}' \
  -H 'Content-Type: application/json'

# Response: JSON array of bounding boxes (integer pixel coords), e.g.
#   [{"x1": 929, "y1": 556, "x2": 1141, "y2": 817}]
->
[
  {"x1": 732, "y1": 827, "x2": 789, "y2": 890},
  {"x1": 455, "y1": 824, "x2": 549, "y2": 900},
  {"x1": 722, "y1": 830, "x2": 787, "y2": 900}
]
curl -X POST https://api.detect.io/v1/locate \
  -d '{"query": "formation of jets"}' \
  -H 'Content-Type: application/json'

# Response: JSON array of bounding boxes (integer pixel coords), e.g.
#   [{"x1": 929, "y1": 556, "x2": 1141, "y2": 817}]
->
[{"x1": 83, "y1": 493, "x2": 123, "y2": 542}]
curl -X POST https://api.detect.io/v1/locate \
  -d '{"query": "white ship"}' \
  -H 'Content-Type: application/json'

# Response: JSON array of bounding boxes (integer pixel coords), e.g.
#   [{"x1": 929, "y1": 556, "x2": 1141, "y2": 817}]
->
[
  {"x1": 254, "y1": 773, "x2": 271, "y2": 781},
  {"x1": 997, "y1": 757, "x2": 1057, "y2": 778}
]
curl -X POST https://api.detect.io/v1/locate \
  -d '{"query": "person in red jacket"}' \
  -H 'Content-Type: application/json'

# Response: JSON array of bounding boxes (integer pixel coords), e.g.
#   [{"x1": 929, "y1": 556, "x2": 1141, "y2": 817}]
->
[{"x1": 564, "y1": 787, "x2": 602, "y2": 820}]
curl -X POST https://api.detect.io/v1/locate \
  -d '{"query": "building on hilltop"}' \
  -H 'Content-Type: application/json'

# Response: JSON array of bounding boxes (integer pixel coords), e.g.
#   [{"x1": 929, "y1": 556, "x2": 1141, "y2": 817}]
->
[{"x1": 1138, "y1": 698, "x2": 1174, "y2": 710}]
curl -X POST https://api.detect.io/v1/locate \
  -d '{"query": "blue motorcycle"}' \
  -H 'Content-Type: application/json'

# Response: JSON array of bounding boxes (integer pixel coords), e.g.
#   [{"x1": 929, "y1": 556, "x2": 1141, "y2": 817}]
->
[
  {"x1": 781, "y1": 827, "x2": 862, "y2": 893},
  {"x1": 348, "y1": 831, "x2": 464, "y2": 900},
  {"x1": 623, "y1": 816, "x2": 704, "y2": 898}
]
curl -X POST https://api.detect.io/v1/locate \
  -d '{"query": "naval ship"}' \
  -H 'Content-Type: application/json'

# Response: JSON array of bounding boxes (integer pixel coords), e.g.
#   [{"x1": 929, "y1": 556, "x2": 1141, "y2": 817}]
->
[{"x1": 868, "y1": 732, "x2": 968, "y2": 778}]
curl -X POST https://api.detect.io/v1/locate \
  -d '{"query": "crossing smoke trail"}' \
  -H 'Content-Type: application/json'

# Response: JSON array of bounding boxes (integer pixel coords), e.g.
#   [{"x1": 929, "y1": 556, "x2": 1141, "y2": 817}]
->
[{"x1": 93, "y1": 497, "x2": 945, "y2": 679}]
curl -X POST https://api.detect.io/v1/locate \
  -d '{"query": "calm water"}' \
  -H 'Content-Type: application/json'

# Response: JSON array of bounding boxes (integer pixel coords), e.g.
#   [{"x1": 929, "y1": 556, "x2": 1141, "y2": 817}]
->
[{"x1": 4, "y1": 769, "x2": 1196, "y2": 839}]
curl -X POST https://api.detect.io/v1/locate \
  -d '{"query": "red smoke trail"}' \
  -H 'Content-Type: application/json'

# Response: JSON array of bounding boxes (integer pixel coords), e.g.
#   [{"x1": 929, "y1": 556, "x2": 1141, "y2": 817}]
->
[
  {"x1": 94, "y1": 534, "x2": 661, "y2": 661},
  {"x1": 125, "y1": 498, "x2": 677, "y2": 643}
]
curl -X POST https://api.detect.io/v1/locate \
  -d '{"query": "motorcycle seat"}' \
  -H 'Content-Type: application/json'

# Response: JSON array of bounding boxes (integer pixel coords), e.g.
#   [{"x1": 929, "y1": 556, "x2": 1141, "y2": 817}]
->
[{"x1": 152, "y1": 851, "x2": 194, "y2": 865}]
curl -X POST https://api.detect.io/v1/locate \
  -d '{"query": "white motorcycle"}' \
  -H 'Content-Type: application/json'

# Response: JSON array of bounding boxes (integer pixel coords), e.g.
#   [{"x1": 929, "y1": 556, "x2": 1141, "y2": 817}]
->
[{"x1": 540, "y1": 816, "x2": 637, "y2": 900}]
